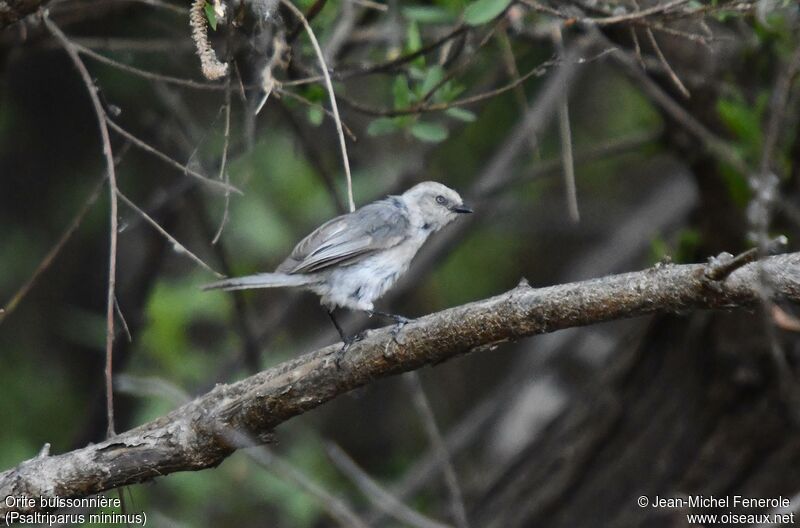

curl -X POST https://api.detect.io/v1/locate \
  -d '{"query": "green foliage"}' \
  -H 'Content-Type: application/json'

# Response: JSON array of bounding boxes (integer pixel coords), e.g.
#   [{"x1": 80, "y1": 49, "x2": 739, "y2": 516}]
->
[
  {"x1": 411, "y1": 121, "x2": 449, "y2": 142},
  {"x1": 419, "y1": 65, "x2": 445, "y2": 96},
  {"x1": 716, "y1": 90, "x2": 770, "y2": 205},
  {"x1": 649, "y1": 235, "x2": 671, "y2": 264},
  {"x1": 402, "y1": 6, "x2": 456, "y2": 24},
  {"x1": 203, "y1": 2, "x2": 218, "y2": 31},
  {"x1": 306, "y1": 106, "x2": 323, "y2": 126},
  {"x1": 445, "y1": 107, "x2": 477, "y2": 122},
  {"x1": 393, "y1": 75, "x2": 413, "y2": 110},
  {"x1": 367, "y1": 64, "x2": 469, "y2": 143},
  {"x1": 429, "y1": 229, "x2": 519, "y2": 305},
  {"x1": 227, "y1": 134, "x2": 336, "y2": 244},
  {"x1": 367, "y1": 117, "x2": 401, "y2": 136},
  {"x1": 716, "y1": 91, "x2": 768, "y2": 162},
  {"x1": 464, "y1": 0, "x2": 512, "y2": 26},
  {"x1": 406, "y1": 20, "x2": 423, "y2": 67},
  {"x1": 649, "y1": 229, "x2": 702, "y2": 264},
  {"x1": 141, "y1": 275, "x2": 233, "y2": 384}
]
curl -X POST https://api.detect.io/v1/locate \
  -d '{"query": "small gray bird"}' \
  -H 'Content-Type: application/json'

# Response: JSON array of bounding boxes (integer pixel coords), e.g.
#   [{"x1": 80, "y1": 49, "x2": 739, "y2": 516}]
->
[{"x1": 203, "y1": 181, "x2": 472, "y2": 342}]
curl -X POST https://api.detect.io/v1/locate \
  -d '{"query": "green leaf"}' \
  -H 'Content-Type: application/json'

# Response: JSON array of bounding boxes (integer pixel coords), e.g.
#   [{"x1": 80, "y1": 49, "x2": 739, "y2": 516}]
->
[
  {"x1": 402, "y1": 6, "x2": 455, "y2": 24},
  {"x1": 406, "y1": 20, "x2": 425, "y2": 67},
  {"x1": 420, "y1": 66, "x2": 445, "y2": 97},
  {"x1": 411, "y1": 121, "x2": 449, "y2": 143},
  {"x1": 464, "y1": 0, "x2": 512, "y2": 26},
  {"x1": 445, "y1": 107, "x2": 477, "y2": 122},
  {"x1": 393, "y1": 76, "x2": 412, "y2": 110},
  {"x1": 367, "y1": 118, "x2": 401, "y2": 136},
  {"x1": 203, "y1": 2, "x2": 218, "y2": 31},
  {"x1": 307, "y1": 106, "x2": 323, "y2": 126},
  {"x1": 407, "y1": 20, "x2": 422, "y2": 52}
]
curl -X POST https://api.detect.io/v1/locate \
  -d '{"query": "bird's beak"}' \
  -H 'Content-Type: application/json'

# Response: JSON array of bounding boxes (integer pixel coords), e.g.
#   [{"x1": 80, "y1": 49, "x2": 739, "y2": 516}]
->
[{"x1": 450, "y1": 203, "x2": 473, "y2": 214}]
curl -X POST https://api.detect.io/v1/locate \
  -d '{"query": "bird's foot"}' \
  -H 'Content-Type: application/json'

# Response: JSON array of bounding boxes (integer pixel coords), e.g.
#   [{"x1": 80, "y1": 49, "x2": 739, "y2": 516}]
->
[
  {"x1": 389, "y1": 317, "x2": 411, "y2": 345},
  {"x1": 334, "y1": 332, "x2": 366, "y2": 369},
  {"x1": 367, "y1": 310, "x2": 412, "y2": 345}
]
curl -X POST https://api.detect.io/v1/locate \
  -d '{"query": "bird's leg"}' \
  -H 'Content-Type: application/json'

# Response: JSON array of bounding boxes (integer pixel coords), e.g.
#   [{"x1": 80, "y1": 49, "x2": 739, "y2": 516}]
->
[
  {"x1": 327, "y1": 309, "x2": 363, "y2": 368},
  {"x1": 368, "y1": 309, "x2": 412, "y2": 343},
  {"x1": 327, "y1": 309, "x2": 349, "y2": 344}
]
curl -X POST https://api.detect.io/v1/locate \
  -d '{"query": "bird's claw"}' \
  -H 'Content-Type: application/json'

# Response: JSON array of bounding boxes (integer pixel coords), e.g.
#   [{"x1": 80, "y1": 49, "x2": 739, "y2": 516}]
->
[
  {"x1": 393, "y1": 315, "x2": 411, "y2": 325},
  {"x1": 334, "y1": 332, "x2": 366, "y2": 369},
  {"x1": 390, "y1": 318, "x2": 410, "y2": 345}
]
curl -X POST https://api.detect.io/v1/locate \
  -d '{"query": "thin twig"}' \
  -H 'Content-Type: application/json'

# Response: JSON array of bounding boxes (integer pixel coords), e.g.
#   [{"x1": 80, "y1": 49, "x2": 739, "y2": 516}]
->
[
  {"x1": 212, "y1": 78, "x2": 232, "y2": 244},
  {"x1": 340, "y1": 48, "x2": 616, "y2": 118},
  {"x1": 117, "y1": 191, "x2": 224, "y2": 278},
  {"x1": 115, "y1": 374, "x2": 191, "y2": 406},
  {"x1": 279, "y1": 0, "x2": 355, "y2": 212},
  {"x1": 404, "y1": 372, "x2": 469, "y2": 528},
  {"x1": 750, "y1": 42, "x2": 800, "y2": 407},
  {"x1": 275, "y1": 100, "x2": 348, "y2": 213},
  {"x1": 643, "y1": 26, "x2": 690, "y2": 99},
  {"x1": 418, "y1": 20, "x2": 503, "y2": 106},
  {"x1": 325, "y1": 442, "x2": 453, "y2": 528},
  {"x1": 245, "y1": 445, "x2": 369, "y2": 528},
  {"x1": 771, "y1": 305, "x2": 800, "y2": 333},
  {"x1": 275, "y1": 87, "x2": 358, "y2": 141},
  {"x1": 105, "y1": 118, "x2": 241, "y2": 194},
  {"x1": 74, "y1": 41, "x2": 223, "y2": 90},
  {"x1": 113, "y1": 295, "x2": 132, "y2": 343},
  {"x1": 759, "y1": 43, "x2": 800, "y2": 177},
  {"x1": 629, "y1": 26, "x2": 645, "y2": 68},
  {"x1": 286, "y1": 0, "x2": 329, "y2": 44},
  {"x1": 352, "y1": 0, "x2": 385, "y2": 10},
  {"x1": 496, "y1": 25, "x2": 539, "y2": 160},
  {"x1": 339, "y1": 57, "x2": 558, "y2": 117},
  {"x1": 552, "y1": 25, "x2": 579, "y2": 223},
  {"x1": 0, "y1": 177, "x2": 104, "y2": 324},
  {"x1": 585, "y1": 0, "x2": 691, "y2": 26},
  {"x1": 44, "y1": 14, "x2": 119, "y2": 437},
  {"x1": 605, "y1": 40, "x2": 747, "y2": 174}
]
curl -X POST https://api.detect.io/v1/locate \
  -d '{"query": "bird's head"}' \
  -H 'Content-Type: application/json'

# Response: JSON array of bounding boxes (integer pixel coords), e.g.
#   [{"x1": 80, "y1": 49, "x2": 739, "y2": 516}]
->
[{"x1": 402, "y1": 181, "x2": 472, "y2": 232}]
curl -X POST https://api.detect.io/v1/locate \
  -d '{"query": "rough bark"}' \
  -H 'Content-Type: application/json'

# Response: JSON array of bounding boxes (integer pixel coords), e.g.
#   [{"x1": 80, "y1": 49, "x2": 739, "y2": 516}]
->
[{"x1": 2, "y1": 252, "x2": 800, "y2": 521}]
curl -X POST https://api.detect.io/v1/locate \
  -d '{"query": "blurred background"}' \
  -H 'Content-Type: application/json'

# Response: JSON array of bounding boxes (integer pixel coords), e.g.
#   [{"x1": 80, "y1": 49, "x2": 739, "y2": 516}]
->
[{"x1": 1, "y1": 0, "x2": 800, "y2": 526}]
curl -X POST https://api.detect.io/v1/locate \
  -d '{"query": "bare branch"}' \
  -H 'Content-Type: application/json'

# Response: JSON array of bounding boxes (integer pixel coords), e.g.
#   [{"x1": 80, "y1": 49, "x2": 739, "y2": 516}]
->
[
  {"x1": 279, "y1": 0, "x2": 355, "y2": 212},
  {"x1": 73, "y1": 42, "x2": 223, "y2": 90},
  {"x1": 243, "y1": 446, "x2": 369, "y2": 528},
  {"x1": 0, "y1": 177, "x2": 103, "y2": 325},
  {"x1": 404, "y1": 373, "x2": 469, "y2": 528},
  {"x1": 105, "y1": 118, "x2": 241, "y2": 194},
  {"x1": 2, "y1": 252, "x2": 800, "y2": 519},
  {"x1": 325, "y1": 442, "x2": 452, "y2": 528},
  {"x1": 116, "y1": 190, "x2": 224, "y2": 278},
  {"x1": 552, "y1": 25, "x2": 579, "y2": 223},
  {"x1": 211, "y1": 78, "x2": 232, "y2": 244},
  {"x1": 643, "y1": 25, "x2": 690, "y2": 99},
  {"x1": 44, "y1": 13, "x2": 120, "y2": 438}
]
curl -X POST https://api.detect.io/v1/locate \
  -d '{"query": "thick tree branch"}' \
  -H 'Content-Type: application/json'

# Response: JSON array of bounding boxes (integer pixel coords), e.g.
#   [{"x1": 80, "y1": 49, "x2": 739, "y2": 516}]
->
[{"x1": 3, "y1": 252, "x2": 800, "y2": 520}]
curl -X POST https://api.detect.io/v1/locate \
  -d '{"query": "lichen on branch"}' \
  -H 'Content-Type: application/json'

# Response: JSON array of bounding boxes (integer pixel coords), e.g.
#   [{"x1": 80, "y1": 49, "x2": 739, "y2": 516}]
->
[{"x1": 189, "y1": 0, "x2": 229, "y2": 80}]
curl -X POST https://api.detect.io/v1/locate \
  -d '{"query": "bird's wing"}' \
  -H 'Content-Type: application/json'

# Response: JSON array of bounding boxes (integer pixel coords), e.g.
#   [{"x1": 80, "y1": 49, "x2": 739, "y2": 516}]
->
[{"x1": 276, "y1": 200, "x2": 410, "y2": 274}]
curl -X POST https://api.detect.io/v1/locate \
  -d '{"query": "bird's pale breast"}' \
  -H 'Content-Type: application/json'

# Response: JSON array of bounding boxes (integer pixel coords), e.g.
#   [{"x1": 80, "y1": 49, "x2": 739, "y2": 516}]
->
[{"x1": 311, "y1": 235, "x2": 427, "y2": 311}]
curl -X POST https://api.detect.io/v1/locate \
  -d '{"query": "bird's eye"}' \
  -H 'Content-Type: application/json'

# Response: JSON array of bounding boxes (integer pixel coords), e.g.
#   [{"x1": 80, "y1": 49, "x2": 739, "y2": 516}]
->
[{"x1": 435, "y1": 195, "x2": 446, "y2": 205}]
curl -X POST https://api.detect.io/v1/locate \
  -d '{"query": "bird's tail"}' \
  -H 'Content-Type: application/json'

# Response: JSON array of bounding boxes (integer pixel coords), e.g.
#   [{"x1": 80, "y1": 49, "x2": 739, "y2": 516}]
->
[{"x1": 202, "y1": 272, "x2": 316, "y2": 292}]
